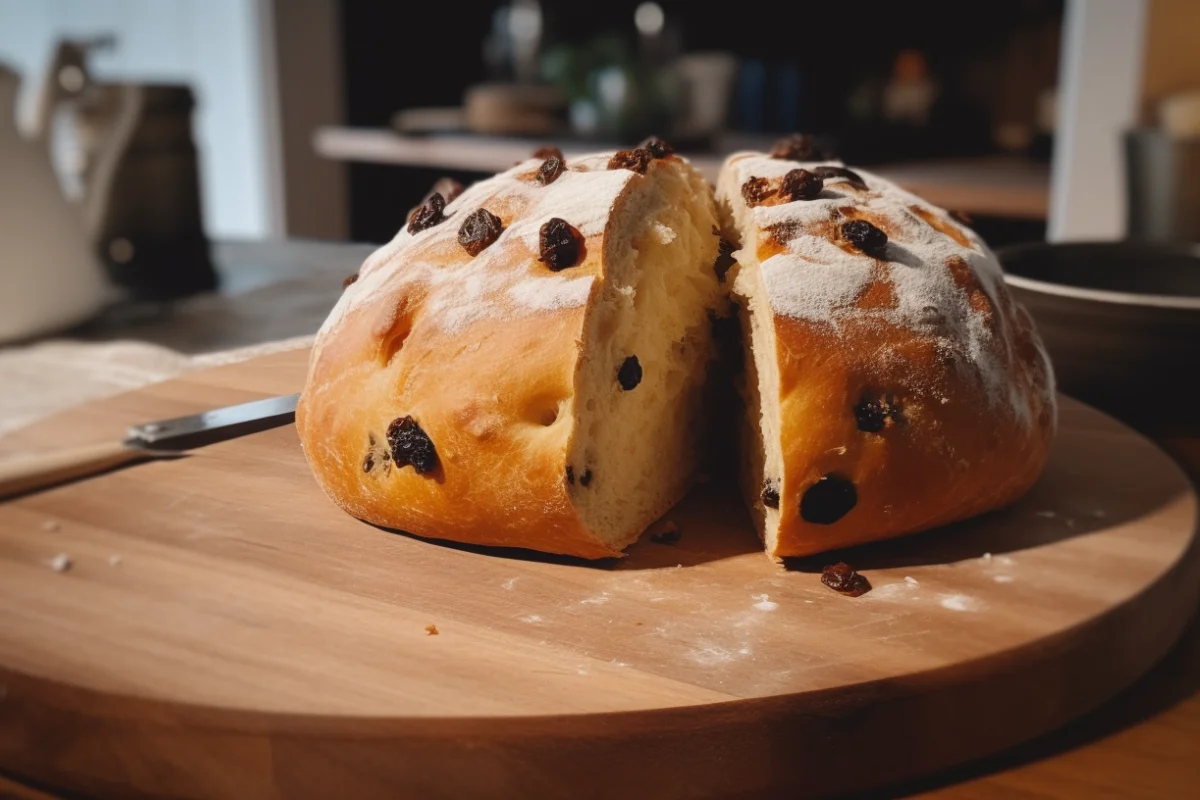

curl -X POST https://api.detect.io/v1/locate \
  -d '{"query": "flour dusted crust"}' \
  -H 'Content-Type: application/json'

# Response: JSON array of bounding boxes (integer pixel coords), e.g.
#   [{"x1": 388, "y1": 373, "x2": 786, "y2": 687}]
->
[
  {"x1": 718, "y1": 151, "x2": 1056, "y2": 559},
  {"x1": 297, "y1": 151, "x2": 721, "y2": 559}
]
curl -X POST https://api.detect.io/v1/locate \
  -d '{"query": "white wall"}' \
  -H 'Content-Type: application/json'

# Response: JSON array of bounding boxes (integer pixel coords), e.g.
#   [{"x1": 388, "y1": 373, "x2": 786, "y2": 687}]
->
[
  {"x1": 0, "y1": 0, "x2": 275, "y2": 239},
  {"x1": 1049, "y1": 0, "x2": 1149, "y2": 241}
]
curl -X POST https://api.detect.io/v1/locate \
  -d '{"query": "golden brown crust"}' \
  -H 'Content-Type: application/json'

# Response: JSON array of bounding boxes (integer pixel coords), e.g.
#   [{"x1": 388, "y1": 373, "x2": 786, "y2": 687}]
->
[
  {"x1": 297, "y1": 153, "x2": 662, "y2": 558},
  {"x1": 719, "y1": 151, "x2": 1055, "y2": 558}
]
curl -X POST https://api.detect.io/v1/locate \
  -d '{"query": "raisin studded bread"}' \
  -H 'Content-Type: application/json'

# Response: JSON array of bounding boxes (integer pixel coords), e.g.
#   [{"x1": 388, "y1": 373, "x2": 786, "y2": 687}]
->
[
  {"x1": 297, "y1": 144, "x2": 725, "y2": 558},
  {"x1": 716, "y1": 139, "x2": 1056, "y2": 559}
]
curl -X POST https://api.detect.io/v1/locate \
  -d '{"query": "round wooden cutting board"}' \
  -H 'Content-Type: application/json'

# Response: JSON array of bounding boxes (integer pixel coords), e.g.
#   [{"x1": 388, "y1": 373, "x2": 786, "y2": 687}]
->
[{"x1": 0, "y1": 348, "x2": 1196, "y2": 800}]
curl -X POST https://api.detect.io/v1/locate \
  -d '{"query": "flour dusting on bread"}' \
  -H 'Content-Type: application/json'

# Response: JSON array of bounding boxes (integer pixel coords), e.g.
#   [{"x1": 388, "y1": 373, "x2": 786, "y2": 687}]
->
[
  {"x1": 321, "y1": 154, "x2": 636, "y2": 343},
  {"x1": 720, "y1": 152, "x2": 1047, "y2": 424}
]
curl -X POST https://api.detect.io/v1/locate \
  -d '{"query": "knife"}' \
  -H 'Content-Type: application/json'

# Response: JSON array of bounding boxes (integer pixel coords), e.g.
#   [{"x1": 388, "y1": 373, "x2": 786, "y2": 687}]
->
[{"x1": 0, "y1": 393, "x2": 299, "y2": 500}]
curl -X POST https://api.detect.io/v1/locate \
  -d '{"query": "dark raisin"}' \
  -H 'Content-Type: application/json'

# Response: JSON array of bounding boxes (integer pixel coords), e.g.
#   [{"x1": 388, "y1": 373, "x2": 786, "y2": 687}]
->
[
  {"x1": 821, "y1": 562, "x2": 871, "y2": 596},
  {"x1": 362, "y1": 452, "x2": 375, "y2": 473},
  {"x1": 650, "y1": 521, "x2": 682, "y2": 545},
  {"x1": 386, "y1": 415, "x2": 439, "y2": 474},
  {"x1": 457, "y1": 208, "x2": 504, "y2": 256},
  {"x1": 855, "y1": 395, "x2": 901, "y2": 432},
  {"x1": 608, "y1": 148, "x2": 652, "y2": 174},
  {"x1": 714, "y1": 238, "x2": 737, "y2": 283},
  {"x1": 779, "y1": 168, "x2": 824, "y2": 202},
  {"x1": 618, "y1": 356, "x2": 642, "y2": 390},
  {"x1": 761, "y1": 480, "x2": 780, "y2": 509},
  {"x1": 811, "y1": 165, "x2": 867, "y2": 190},
  {"x1": 800, "y1": 474, "x2": 857, "y2": 524},
  {"x1": 535, "y1": 155, "x2": 565, "y2": 186},
  {"x1": 407, "y1": 193, "x2": 446, "y2": 233},
  {"x1": 428, "y1": 177, "x2": 464, "y2": 205},
  {"x1": 741, "y1": 176, "x2": 775, "y2": 207},
  {"x1": 538, "y1": 217, "x2": 584, "y2": 271},
  {"x1": 770, "y1": 133, "x2": 825, "y2": 161},
  {"x1": 533, "y1": 146, "x2": 564, "y2": 161},
  {"x1": 948, "y1": 209, "x2": 974, "y2": 226},
  {"x1": 343, "y1": 273, "x2": 359, "y2": 289},
  {"x1": 841, "y1": 220, "x2": 888, "y2": 257},
  {"x1": 566, "y1": 465, "x2": 575, "y2": 485},
  {"x1": 854, "y1": 398, "x2": 888, "y2": 432},
  {"x1": 639, "y1": 136, "x2": 674, "y2": 159},
  {"x1": 580, "y1": 469, "x2": 593, "y2": 487}
]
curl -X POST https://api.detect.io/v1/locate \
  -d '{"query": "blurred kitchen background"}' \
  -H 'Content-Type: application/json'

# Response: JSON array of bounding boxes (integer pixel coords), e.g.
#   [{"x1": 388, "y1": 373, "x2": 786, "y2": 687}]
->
[
  {"x1": 1, "y1": 0, "x2": 1199, "y2": 428},
  {"x1": 5, "y1": 0, "x2": 1197, "y2": 249}
]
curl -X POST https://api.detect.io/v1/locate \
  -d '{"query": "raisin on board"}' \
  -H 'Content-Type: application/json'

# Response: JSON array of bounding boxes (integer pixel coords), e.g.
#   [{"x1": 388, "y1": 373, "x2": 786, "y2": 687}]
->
[
  {"x1": 779, "y1": 168, "x2": 824, "y2": 202},
  {"x1": 741, "y1": 176, "x2": 775, "y2": 207},
  {"x1": 800, "y1": 474, "x2": 857, "y2": 524},
  {"x1": 618, "y1": 355, "x2": 642, "y2": 390},
  {"x1": 408, "y1": 193, "x2": 446, "y2": 234},
  {"x1": 608, "y1": 148, "x2": 652, "y2": 174},
  {"x1": 535, "y1": 155, "x2": 565, "y2": 186},
  {"x1": 386, "y1": 416, "x2": 439, "y2": 474},
  {"x1": 538, "y1": 218, "x2": 584, "y2": 271},
  {"x1": 639, "y1": 136, "x2": 674, "y2": 159},
  {"x1": 458, "y1": 208, "x2": 504, "y2": 256},
  {"x1": 841, "y1": 220, "x2": 888, "y2": 257},
  {"x1": 821, "y1": 562, "x2": 871, "y2": 596}
]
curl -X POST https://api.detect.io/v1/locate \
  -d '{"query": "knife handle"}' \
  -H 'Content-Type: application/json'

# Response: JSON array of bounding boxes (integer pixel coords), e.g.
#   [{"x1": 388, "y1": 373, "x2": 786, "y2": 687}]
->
[{"x1": 0, "y1": 442, "x2": 152, "y2": 500}]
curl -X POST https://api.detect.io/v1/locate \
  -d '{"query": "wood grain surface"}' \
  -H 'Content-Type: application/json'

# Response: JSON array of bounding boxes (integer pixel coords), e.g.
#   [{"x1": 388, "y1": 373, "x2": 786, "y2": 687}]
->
[{"x1": 0, "y1": 348, "x2": 1196, "y2": 799}]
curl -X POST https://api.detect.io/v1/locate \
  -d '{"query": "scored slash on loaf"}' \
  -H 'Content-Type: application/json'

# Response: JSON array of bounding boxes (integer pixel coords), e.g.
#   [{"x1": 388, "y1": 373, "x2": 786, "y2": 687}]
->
[{"x1": 298, "y1": 136, "x2": 1055, "y2": 561}]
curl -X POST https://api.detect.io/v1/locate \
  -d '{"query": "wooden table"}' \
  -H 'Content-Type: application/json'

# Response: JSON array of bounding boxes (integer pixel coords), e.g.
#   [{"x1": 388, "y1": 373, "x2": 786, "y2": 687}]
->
[
  {"x1": 312, "y1": 128, "x2": 1051, "y2": 221},
  {"x1": 1, "y1": 241, "x2": 1196, "y2": 799}
]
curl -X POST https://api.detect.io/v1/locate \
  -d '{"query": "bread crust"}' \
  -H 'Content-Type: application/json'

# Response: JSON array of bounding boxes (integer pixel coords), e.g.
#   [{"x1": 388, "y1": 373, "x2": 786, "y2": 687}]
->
[
  {"x1": 719, "y1": 152, "x2": 1056, "y2": 558},
  {"x1": 297, "y1": 153, "x2": 669, "y2": 559}
]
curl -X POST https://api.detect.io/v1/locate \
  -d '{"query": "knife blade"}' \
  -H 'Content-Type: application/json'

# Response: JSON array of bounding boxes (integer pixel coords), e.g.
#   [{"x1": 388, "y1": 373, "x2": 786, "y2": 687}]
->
[{"x1": 0, "y1": 393, "x2": 300, "y2": 500}]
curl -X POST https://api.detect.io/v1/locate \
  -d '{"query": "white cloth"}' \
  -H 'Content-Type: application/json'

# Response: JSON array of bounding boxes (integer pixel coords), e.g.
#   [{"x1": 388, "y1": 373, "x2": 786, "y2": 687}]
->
[{"x1": 0, "y1": 335, "x2": 313, "y2": 436}]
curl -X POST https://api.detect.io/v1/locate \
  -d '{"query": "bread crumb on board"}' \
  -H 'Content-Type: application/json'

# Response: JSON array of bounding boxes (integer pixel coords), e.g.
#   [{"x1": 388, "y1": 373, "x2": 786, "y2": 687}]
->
[
  {"x1": 425, "y1": 624, "x2": 439, "y2": 636},
  {"x1": 48, "y1": 554, "x2": 72, "y2": 573}
]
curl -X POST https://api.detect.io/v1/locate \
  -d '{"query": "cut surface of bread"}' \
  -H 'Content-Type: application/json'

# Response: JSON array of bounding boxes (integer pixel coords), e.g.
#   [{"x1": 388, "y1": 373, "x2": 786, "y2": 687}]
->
[
  {"x1": 716, "y1": 151, "x2": 1056, "y2": 559},
  {"x1": 297, "y1": 150, "x2": 723, "y2": 558}
]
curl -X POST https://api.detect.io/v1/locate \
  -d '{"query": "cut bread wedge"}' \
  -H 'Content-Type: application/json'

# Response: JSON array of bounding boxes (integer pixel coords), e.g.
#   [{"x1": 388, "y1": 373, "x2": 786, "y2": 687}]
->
[
  {"x1": 716, "y1": 148, "x2": 1056, "y2": 559},
  {"x1": 297, "y1": 146, "x2": 726, "y2": 558}
]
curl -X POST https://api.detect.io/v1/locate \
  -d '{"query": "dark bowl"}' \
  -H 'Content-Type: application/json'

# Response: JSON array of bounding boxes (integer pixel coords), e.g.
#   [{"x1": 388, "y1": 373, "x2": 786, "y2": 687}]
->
[{"x1": 998, "y1": 242, "x2": 1200, "y2": 435}]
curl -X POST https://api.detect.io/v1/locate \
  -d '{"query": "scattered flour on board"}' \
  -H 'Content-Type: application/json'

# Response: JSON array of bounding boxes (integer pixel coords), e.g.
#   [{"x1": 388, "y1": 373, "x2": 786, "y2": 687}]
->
[
  {"x1": 578, "y1": 593, "x2": 611, "y2": 606},
  {"x1": 993, "y1": 575, "x2": 1015, "y2": 584},
  {"x1": 939, "y1": 594, "x2": 982, "y2": 612},
  {"x1": 752, "y1": 593, "x2": 779, "y2": 611},
  {"x1": 520, "y1": 614, "x2": 543, "y2": 623},
  {"x1": 904, "y1": 576, "x2": 920, "y2": 586},
  {"x1": 866, "y1": 581, "x2": 917, "y2": 600},
  {"x1": 502, "y1": 577, "x2": 518, "y2": 590}
]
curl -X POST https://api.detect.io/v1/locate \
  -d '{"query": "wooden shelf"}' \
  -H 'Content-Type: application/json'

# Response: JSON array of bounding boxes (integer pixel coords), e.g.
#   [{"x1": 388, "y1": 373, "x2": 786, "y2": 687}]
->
[{"x1": 313, "y1": 127, "x2": 1050, "y2": 220}]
